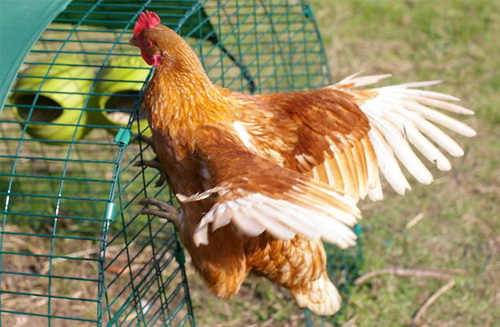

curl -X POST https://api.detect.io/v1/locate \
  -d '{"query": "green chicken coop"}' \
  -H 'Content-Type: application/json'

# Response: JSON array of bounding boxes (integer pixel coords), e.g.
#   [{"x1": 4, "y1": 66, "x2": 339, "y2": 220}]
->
[{"x1": 0, "y1": 1, "x2": 362, "y2": 326}]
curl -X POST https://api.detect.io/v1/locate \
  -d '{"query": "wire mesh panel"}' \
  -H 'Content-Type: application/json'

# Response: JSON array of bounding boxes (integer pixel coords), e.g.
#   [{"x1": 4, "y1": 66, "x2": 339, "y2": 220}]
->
[
  {"x1": 0, "y1": 1, "x2": 361, "y2": 326},
  {"x1": 200, "y1": 0, "x2": 333, "y2": 93}
]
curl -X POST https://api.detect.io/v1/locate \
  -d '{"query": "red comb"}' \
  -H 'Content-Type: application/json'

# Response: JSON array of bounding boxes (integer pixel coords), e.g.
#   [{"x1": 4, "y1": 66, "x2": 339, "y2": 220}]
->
[{"x1": 133, "y1": 10, "x2": 161, "y2": 36}]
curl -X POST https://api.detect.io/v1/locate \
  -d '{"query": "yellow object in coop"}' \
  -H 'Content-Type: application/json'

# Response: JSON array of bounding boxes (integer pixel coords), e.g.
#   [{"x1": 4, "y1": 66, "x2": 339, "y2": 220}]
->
[
  {"x1": 11, "y1": 55, "x2": 152, "y2": 142},
  {"x1": 11, "y1": 56, "x2": 94, "y2": 142},
  {"x1": 90, "y1": 56, "x2": 152, "y2": 136}
]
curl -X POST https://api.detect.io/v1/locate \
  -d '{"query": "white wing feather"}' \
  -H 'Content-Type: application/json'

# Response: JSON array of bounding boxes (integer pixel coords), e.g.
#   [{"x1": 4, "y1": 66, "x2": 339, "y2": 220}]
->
[
  {"x1": 333, "y1": 74, "x2": 476, "y2": 197},
  {"x1": 194, "y1": 192, "x2": 359, "y2": 249}
]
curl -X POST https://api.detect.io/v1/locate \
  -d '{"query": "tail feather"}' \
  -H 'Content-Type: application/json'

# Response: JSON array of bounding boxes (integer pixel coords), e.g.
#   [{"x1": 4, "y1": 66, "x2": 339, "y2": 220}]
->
[{"x1": 291, "y1": 272, "x2": 342, "y2": 315}]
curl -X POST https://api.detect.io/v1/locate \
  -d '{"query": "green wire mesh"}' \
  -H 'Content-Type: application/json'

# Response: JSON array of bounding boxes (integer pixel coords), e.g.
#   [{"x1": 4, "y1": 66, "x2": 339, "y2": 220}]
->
[{"x1": 0, "y1": 1, "x2": 362, "y2": 326}]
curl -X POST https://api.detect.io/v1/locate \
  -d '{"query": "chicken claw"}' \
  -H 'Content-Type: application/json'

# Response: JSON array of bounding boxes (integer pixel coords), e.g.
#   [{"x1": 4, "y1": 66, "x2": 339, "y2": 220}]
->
[
  {"x1": 134, "y1": 157, "x2": 167, "y2": 187},
  {"x1": 139, "y1": 197, "x2": 179, "y2": 222},
  {"x1": 134, "y1": 158, "x2": 162, "y2": 170}
]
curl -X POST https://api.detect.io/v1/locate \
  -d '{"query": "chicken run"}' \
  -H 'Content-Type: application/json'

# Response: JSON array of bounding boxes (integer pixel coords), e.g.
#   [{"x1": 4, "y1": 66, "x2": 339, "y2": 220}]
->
[{"x1": 0, "y1": 1, "x2": 475, "y2": 327}]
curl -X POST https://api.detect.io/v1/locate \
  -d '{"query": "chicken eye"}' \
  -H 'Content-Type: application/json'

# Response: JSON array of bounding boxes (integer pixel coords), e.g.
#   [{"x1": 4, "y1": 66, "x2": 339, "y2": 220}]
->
[{"x1": 143, "y1": 39, "x2": 153, "y2": 48}]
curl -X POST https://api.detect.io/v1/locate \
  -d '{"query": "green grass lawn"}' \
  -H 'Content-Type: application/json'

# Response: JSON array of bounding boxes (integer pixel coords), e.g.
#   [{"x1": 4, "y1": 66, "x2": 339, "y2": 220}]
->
[{"x1": 308, "y1": 0, "x2": 500, "y2": 326}]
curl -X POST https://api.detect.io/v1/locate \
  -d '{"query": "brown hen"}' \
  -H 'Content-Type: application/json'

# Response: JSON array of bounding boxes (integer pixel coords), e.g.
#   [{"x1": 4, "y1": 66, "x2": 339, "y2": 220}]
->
[{"x1": 130, "y1": 11, "x2": 475, "y2": 315}]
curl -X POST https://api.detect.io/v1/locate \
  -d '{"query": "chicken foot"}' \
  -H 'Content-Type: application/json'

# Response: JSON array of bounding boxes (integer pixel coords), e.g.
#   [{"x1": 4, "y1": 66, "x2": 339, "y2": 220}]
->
[
  {"x1": 133, "y1": 135, "x2": 167, "y2": 187},
  {"x1": 134, "y1": 158, "x2": 167, "y2": 187},
  {"x1": 139, "y1": 197, "x2": 180, "y2": 223}
]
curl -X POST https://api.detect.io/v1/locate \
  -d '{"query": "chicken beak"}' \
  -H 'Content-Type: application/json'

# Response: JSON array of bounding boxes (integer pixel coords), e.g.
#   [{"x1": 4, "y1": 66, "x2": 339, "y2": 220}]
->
[{"x1": 129, "y1": 36, "x2": 138, "y2": 47}]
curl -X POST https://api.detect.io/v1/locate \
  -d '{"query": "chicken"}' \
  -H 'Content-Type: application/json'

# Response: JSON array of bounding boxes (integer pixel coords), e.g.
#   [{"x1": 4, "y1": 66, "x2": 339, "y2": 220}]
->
[{"x1": 130, "y1": 11, "x2": 476, "y2": 315}]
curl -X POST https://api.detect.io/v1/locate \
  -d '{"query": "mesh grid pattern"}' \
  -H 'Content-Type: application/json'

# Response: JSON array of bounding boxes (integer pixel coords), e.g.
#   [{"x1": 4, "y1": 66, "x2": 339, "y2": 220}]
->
[{"x1": 0, "y1": 1, "x2": 360, "y2": 326}]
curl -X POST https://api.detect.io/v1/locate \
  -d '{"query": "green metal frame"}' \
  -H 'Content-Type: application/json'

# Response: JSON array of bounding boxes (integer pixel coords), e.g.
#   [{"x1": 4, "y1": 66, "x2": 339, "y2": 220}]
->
[{"x1": 0, "y1": 1, "x2": 361, "y2": 326}]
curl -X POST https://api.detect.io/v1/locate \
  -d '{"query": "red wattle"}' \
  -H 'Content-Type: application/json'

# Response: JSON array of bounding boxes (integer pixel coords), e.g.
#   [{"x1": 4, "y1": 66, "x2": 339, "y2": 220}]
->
[{"x1": 141, "y1": 50, "x2": 154, "y2": 65}]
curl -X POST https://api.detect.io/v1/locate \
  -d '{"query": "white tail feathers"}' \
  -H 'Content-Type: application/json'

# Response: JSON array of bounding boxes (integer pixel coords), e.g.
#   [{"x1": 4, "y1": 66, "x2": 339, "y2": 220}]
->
[{"x1": 291, "y1": 272, "x2": 342, "y2": 315}]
